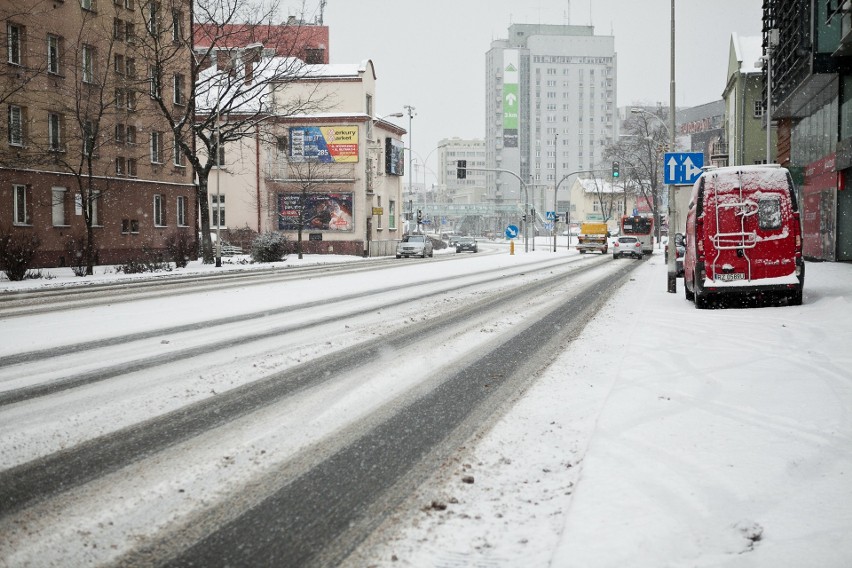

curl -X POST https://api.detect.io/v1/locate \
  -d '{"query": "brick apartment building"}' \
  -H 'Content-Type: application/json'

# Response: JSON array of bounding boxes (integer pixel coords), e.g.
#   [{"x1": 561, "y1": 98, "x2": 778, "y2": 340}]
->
[{"x1": 1, "y1": 0, "x2": 196, "y2": 269}]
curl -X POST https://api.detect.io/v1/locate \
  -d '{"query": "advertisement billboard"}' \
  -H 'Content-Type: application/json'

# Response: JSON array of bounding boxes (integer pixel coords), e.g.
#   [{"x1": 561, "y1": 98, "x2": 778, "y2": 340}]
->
[
  {"x1": 385, "y1": 137, "x2": 404, "y2": 176},
  {"x1": 502, "y1": 50, "x2": 519, "y2": 148},
  {"x1": 278, "y1": 192, "x2": 354, "y2": 232},
  {"x1": 289, "y1": 126, "x2": 359, "y2": 163}
]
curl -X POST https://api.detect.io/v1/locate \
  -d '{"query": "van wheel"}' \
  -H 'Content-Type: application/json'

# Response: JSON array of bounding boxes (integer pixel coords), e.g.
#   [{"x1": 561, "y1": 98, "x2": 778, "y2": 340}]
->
[
  {"x1": 684, "y1": 279, "x2": 695, "y2": 301},
  {"x1": 790, "y1": 289, "x2": 803, "y2": 306},
  {"x1": 693, "y1": 274, "x2": 709, "y2": 308}
]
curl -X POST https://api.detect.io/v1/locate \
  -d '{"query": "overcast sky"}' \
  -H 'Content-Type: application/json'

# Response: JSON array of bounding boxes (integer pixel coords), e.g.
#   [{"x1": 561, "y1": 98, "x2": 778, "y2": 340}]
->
[{"x1": 284, "y1": 1, "x2": 763, "y2": 185}]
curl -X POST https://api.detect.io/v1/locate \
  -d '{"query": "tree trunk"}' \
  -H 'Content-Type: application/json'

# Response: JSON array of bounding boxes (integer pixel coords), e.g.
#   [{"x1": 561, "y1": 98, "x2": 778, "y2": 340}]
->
[{"x1": 197, "y1": 173, "x2": 214, "y2": 264}]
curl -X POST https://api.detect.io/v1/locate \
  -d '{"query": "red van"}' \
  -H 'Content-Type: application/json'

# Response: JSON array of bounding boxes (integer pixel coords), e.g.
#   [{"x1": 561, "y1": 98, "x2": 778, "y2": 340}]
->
[{"x1": 683, "y1": 165, "x2": 804, "y2": 308}]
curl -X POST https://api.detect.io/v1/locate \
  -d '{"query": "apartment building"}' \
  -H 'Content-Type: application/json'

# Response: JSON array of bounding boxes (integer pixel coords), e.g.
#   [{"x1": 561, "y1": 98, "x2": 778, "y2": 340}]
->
[{"x1": 0, "y1": 0, "x2": 196, "y2": 269}]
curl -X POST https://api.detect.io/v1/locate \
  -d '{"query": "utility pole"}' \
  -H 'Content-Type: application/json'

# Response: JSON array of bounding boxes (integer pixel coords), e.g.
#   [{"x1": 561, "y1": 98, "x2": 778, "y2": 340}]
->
[{"x1": 667, "y1": 0, "x2": 677, "y2": 293}]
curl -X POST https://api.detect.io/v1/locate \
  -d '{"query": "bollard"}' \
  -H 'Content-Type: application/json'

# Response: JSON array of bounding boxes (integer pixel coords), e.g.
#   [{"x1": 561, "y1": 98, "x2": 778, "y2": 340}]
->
[{"x1": 510, "y1": 239, "x2": 515, "y2": 255}]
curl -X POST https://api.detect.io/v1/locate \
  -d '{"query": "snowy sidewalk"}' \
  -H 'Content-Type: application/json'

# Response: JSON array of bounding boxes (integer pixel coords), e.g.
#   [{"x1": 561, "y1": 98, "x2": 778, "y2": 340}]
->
[{"x1": 355, "y1": 253, "x2": 852, "y2": 568}]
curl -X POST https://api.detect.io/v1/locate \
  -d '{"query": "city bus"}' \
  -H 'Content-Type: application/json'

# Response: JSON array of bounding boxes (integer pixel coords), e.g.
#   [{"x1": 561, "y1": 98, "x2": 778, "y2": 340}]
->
[{"x1": 620, "y1": 215, "x2": 654, "y2": 255}]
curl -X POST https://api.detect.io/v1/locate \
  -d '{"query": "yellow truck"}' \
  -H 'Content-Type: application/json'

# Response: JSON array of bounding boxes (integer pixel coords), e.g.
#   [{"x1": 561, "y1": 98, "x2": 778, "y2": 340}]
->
[{"x1": 576, "y1": 222, "x2": 609, "y2": 254}]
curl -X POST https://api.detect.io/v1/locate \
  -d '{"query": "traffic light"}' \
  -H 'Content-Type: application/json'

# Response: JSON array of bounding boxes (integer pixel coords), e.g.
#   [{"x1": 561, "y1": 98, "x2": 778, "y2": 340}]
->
[
  {"x1": 612, "y1": 161, "x2": 620, "y2": 179},
  {"x1": 457, "y1": 159, "x2": 467, "y2": 179},
  {"x1": 417, "y1": 209, "x2": 422, "y2": 223}
]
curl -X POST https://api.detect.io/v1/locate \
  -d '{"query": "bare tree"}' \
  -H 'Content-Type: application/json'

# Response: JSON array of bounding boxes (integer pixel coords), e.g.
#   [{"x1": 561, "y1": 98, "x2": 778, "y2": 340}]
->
[
  {"x1": 585, "y1": 171, "x2": 618, "y2": 225},
  {"x1": 136, "y1": 0, "x2": 327, "y2": 263},
  {"x1": 276, "y1": 159, "x2": 340, "y2": 259},
  {"x1": 603, "y1": 112, "x2": 668, "y2": 241}
]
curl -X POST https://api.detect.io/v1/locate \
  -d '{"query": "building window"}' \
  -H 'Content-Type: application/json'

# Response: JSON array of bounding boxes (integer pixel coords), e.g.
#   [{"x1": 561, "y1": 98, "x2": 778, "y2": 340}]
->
[
  {"x1": 150, "y1": 131, "x2": 163, "y2": 163},
  {"x1": 52, "y1": 187, "x2": 67, "y2": 226},
  {"x1": 214, "y1": 140, "x2": 225, "y2": 166},
  {"x1": 115, "y1": 156, "x2": 125, "y2": 175},
  {"x1": 171, "y1": 9, "x2": 182, "y2": 42},
  {"x1": 82, "y1": 45, "x2": 96, "y2": 83},
  {"x1": 147, "y1": 2, "x2": 159, "y2": 35},
  {"x1": 47, "y1": 35, "x2": 61, "y2": 74},
  {"x1": 48, "y1": 112, "x2": 62, "y2": 151},
  {"x1": 173, "y1": 73, "x2": 185, "y2": 105},
  {"x1": 125, "y1": 57, "x2": 136, "y2": 79},
  {"x1": 13, "y1": 184, "x2": 29, "y2": 225},
  {"x1": 173, "y1": 136, "x2": 184, "y2": 166},
  {"x1": 153, "y1": 194, "x2": 165, "y2": 226},
  {"x1": 126, "y1": 124, "x2": 137, "y2": 144},
  {"x1": 177, "y1": 195, "x2": 187, "y2": 226},
  {"x1": 113, "y1": 18, "x2": 124, "y2": 41},
  {"x1": 753, "y1": 100, "x2": 766, "y2": 118},
  {"x1": 211, "y1": 194, "x2": 225, "y2": 227},
  {"x1": 125, "y1": 21, "x2": 135, "y2": 43},
  {"x1": 8, "y1": 105, "x2": 24, "y2": 146},
  {"x1": 148, "y1": 64, "x2": 160, "y2": 97},
  {"x1": 389, "y1": 200, "x2": 396, "y2": 229},
  {"x1": 81, "y1": 0, "x2": 96, "y2": 11},
  {"x1": 115, "y1": 123, "x2": 125, "y2": 143},
  {"x1": 7, "y1": 23, "x2": 22, "y2": 65},
  {"x1": 121, "y1": 218, "x2": 139, "y2": 234},
  {"x1": 115, "y1": 88, "x2": 125, "y2": 110},
  {"x1": 127, "y1": 157, "x2": 137, "y2": 177},
  {"x1": 83, "y1": 120, "x2": 95, "y2": 156},
  {"x1": 114, "y1": 54, "x2": 124, "y2": 75},
  {"x1": 126, "y1": 90, "x2": 137, "y2": 111},
  {"x1": 91, "y1": 190, "x2": 101, "y2": 226}
]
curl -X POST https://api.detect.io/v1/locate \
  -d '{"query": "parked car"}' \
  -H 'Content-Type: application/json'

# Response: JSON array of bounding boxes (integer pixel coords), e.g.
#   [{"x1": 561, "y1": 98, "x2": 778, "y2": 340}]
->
[
  {"x1": 683, "y1": 165, "x2": 804, "y2": 308},
  {"x1": 455, "y1": 237, "x2": 478, "y2": 253},
  {"x1": 664, "y1": 233, "x2": 686, "y2": 276},
  {"x1": 612, "y1": 236, "x2": 643, "y2": 259},
  {"x1": 396, "y1": 234, "x2": 434, "y2": 258}
]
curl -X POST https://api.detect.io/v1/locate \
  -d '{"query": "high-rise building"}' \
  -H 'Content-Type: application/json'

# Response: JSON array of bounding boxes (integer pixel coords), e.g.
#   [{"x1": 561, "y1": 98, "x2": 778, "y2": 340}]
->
[{"x1": 485, "y1": 24, "x2": 617, "y2": 215}]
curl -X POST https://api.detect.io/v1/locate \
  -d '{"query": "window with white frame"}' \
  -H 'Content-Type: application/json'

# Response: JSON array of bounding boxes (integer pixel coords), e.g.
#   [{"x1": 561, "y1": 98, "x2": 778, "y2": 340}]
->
[
  {"x1": 150, "y1": 131, "x2": 163, "y2": 163},
  {"x1": 171, "y1": 9, "x2": 182, "y2": 42},
  {"x1": 47, "y1": 34, "x2": 60, "y2": 74},
  {"x1": 389, "y1": 200, "x2": 396, "y2": 229},
  {"x1": 147, "y1": 2, "x2": 159, "y2": 35},
  {"x1": 82, "y1": 45, "x2": 96, "y2": 83},
  {"x1": 81, "y1": 0, "x2": 96, "y2": 10},
  {"x1": 48, "y1": 112, "x2": 62, "y2": 151},
  {"x1": 83, "y1": 120, "x2": 95, "y2": 156},
  {"x1": 173, "y1": 73, "x2": 185, "y2": 105},
  {"x1": 13, "y1": 184, "x2": 29, "y2": 224},
  {"x1": 91, "y1": 190, "x2": 101, "y2": 225},
  {"x1": 8, "y1": 105, "x2": 23, "y2": 146},
  {"x1": 7, "y1": 23, "x2": 22, "y2": 65},
  {"x1": 173, "y1": 136, "x2": 184, "y2": 166},
  {"x1": 126, "y1": 157, "x2": 137, "y2": 177},
  {"x1": 52, "y1": 187, "x2": 67, "y2": 226},
  {"x1": 753, "y1": 100, "x2": 766, "y2": 118},
  {"x1": 211, "y1": 194, "x2": 225, "y2": 226},
  {"x1": 148, "y1": 64, "x2": 160, "y2": 98},
  {"x1": 177, "y1": 195, "x2": 187, "y2": 226},
  {"x1": 115, "y1": 156, "x2": 125, "y2": 176},
  {"x1": 154, "y1": 194, "x2": 165, "y2": 226}
]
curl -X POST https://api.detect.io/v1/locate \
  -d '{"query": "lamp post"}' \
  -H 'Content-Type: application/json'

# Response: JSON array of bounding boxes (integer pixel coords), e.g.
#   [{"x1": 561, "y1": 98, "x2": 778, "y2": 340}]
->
[
  {"x1": 404, "y1": 105, "x2": 416, "y2": 228},
  {"x1": 215, "y1": 109, "x2": 222, "y2": 268}
]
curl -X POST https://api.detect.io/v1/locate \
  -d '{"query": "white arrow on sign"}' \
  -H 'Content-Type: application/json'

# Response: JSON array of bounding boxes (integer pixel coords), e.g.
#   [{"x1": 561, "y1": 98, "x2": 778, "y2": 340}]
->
[
  {"x1": 667, "y1": 155, "x2": 678, "y2": 182},
  {"x1": 505, "y1": 93, "x2": 517, "y2": 106},
  {"x1": 683, "y1": 156, "x2": 702, "y2": 181}
]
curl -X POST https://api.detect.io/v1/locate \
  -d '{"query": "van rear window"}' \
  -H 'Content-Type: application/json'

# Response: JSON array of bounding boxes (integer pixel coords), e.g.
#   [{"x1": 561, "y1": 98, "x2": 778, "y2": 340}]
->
[{"x1": 758, "y1": 196, "x2": 781, "y2": 230}]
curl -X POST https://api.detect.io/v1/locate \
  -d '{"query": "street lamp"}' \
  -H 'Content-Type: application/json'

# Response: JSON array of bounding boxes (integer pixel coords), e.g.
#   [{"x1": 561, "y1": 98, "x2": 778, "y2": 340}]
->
[{"x1": 404, "y1": 105, "x2": 416, "y2": 228}]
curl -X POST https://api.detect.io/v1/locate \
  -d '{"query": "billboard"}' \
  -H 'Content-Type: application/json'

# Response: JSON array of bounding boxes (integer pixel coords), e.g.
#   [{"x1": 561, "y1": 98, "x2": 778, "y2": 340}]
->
[
  {"x1": 385, "y1": 137, "x2": 404, "y2": 176},
  {"x1": 278, "y1": 192, "x2": 354, "y2": 232},
  {"x1": 502, "y1": 50, "x2": 519, "y2": 148},
  {"x1": 289, "y1": 126, "x2": 359, "y2": 163}
]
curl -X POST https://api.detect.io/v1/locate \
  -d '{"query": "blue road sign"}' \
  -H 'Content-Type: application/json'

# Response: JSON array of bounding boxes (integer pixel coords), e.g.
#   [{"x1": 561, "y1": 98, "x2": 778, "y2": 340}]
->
[
  {"x1": 545, "y1": 211, "x2": 556, "y2": 221},
  {"x1": 505, "y1": 224, "x2": 520, "y2": 239},
  {"x1": 664, "y1": 152, "x2": 704, "y2": 185}
]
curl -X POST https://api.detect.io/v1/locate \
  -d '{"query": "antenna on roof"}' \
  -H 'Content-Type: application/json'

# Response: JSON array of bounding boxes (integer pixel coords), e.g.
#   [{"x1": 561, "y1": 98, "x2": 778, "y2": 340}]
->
[{"x1": 318, "y1": 0, "x2": 326, "y2": 25}]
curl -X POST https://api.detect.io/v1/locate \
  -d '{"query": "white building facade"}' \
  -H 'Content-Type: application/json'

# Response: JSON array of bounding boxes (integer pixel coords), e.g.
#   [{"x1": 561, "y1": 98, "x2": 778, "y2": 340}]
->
[
  {"x1": 486, "y1": 24, "x2": 617, "y2": 218},
  {"x1": 437, "y1": 138, "x2": 486, "y2": 204},
  {"x1": 210, "y1": 60, "x2": 406, "y2": 256}
]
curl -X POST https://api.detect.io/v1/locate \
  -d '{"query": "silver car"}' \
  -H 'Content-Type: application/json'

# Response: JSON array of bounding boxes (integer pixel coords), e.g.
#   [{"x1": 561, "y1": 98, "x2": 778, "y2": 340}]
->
[{"x1": 396, "y1": 234, "x2": 434, "y2": 258}]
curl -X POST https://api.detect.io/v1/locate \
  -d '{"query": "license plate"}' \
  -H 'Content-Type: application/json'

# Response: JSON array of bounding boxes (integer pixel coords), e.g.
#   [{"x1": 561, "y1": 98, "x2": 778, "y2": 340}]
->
[{"x1": 718, "y1": 273, "x2": 745, "y2": 282}]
